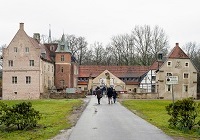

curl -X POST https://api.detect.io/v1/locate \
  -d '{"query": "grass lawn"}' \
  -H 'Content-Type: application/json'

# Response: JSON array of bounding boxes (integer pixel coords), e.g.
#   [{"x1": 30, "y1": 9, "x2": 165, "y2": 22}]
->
[
  {"x1": 0, "y1": 99, "x2": 83, "y2": 140},
  {"x1": 121, "y1": 99, "x2": 200, "y2": 140}
]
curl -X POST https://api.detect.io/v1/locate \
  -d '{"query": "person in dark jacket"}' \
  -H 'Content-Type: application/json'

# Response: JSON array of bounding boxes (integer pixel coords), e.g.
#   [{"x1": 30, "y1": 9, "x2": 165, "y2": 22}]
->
[
  {"x1": 112, "y1": 89, "x2": 118, "y2": 103},
  {"x1": 107, "y1": 87, "x2": 113, "y2": 104},
  {"x1": 95, "y1": 87, "x2": 102, "y2": 104}
]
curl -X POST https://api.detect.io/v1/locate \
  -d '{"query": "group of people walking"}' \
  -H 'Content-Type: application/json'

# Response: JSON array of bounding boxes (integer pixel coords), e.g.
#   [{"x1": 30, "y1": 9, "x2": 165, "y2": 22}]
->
[{"x1": 95, "y1": 86, "x2": 118, "y2": 104}]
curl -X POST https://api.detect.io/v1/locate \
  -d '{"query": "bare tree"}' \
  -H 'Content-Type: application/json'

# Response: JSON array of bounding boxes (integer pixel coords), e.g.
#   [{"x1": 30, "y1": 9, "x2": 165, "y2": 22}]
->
[
  {"x1": 65, "y1": 35, "x2": 88, "y2": 65},
  {"x1": 150, "y1": 26, "x2": 169, "y2": 59},
  {"x1": 132, "y1": 25, "x2": 169, "y2": 66},
  {"x1": 109, "y1": 34, "x2": 136, "y2": 65},
  {"x1": 183, "y1": 42, "x2": 200, "y2": 93},
  {"x1": 183, "y1": 42, "x2": 199, "y2": 60},
  {"x1": 81, "y1": 48, "x2": 93, "y2": 65},
  {"x1": 90, "y1": 42, "x2": 105, "y2": 65},
  {"x1": 0, "y1": 44, "x2": 6, "y2": 68}
]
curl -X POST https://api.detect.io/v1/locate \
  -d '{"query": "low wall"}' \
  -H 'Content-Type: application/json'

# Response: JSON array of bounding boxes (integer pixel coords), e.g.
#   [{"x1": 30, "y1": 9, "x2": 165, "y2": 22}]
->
[
  {"x1": 40, "y1": 91, "x2": 86, "y2": 99},
  {"x1": 119, "y1": 92, "x2": 158, "y2": 99}
]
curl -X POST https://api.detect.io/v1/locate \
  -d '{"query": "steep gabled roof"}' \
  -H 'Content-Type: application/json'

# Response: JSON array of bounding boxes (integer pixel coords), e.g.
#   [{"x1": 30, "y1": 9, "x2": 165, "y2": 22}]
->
[{"x1": 168, "y1": 43, "x2": 189, "y2": 59}]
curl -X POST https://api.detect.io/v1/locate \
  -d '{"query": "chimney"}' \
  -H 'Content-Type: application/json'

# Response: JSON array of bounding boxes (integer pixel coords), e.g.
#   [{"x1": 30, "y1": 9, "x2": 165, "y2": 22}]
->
[
  {"x1": 176, "y1": 43, "x2": 179, "y2": 46},
  {"x1": 33, "y1": 33, "x2": 40, "y2": 43},
  {"x1": 19, "y1": 23, "x2": 24, "y2": 30}
]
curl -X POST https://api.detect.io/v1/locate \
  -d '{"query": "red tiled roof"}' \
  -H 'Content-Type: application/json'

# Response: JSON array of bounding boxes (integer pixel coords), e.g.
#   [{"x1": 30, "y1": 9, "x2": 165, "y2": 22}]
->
[
  {"x1": 149, "y1": 61, "x2": 164, "y2": 70},
  {"x1": 79, "y1": 65, "x2": 149, "y2": 78},
  {"x1": 29, "y1": 37, "x2": 53, "y2": 63},
  {"x1": 168, "y1": 43, "x2": 189, "y2": 59}
]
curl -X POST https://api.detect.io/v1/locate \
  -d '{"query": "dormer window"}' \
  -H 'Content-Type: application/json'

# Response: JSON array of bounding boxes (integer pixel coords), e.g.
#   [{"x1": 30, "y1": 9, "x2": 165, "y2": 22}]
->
[
  {"x1": 41, "y1": 53, "x2": 46, "y2": 58},
  {"x1": 61, "y1": 45, "x2": 64, "y2": 50},
  {"x1": 157, "y1": 52, "x2": 163, "y2": 61},
  {"x1": 50, "y1": 45, "x2": 54, "y2": 51}
]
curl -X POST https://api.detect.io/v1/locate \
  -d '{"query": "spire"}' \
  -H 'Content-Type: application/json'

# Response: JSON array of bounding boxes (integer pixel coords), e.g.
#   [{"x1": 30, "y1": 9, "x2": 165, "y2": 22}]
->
[
  {"x1": 48, "y1": 24, "x2": 52, "y2": 43},
  {"x1": 61, "y1": 33, "x2": 65, "y2": 42}
]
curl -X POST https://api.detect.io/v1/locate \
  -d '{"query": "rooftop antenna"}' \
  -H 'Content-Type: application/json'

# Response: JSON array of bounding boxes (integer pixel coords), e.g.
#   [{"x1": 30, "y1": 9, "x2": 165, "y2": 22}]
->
[{"x1": 48, "y1": 24, "x2": 52, "y2": 43}]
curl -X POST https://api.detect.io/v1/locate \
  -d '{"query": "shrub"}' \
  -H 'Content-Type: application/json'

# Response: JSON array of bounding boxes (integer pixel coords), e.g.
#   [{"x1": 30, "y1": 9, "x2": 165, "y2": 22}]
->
[
  {"x1": 166, "y1": 98, "x2": 200, "y2": 132},
  {"x1": 0, "y1": 102, "x2": 41, "y2": 130}
]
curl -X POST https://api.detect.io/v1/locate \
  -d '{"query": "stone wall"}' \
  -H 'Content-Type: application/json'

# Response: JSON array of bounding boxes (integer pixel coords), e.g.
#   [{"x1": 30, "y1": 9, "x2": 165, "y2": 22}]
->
[
  {"x1": 119, "y1": 92, "x2": 158, "y2": 99},
  {"x1": 40, "y1": 91, "x2": 86, "y2": 99}
]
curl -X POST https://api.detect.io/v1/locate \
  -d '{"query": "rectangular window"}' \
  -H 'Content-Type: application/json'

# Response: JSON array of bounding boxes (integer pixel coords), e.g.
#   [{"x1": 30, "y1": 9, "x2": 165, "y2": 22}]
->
[
  {"x1": 26, "y1": 76, "x2": 31, "y2": 84},
  {"x1": 166, "y1": 73, "x2": 172, "y2": 76},
  {"x1": 167, "y1": 61, "x2": 172, "y2": 67},
  {"x1": 48, "y1": 65, "x2": 50, "y2": 71},
  {"x1": 14, "y1": 47, "x2": 18, "y2": 52},
  {"x1": 183, "y1": 73, "x2": 189, "y2": 79},
  {"x1": 152, "y1": 76, "x2": 156, "y2": 81},
  {"x1": 183, "y1": 85, "x2": 188, "y2": 92},
  {"x1": 167, "y1": 85, "x2": 171, "y2": 92},
  {"x1": 12, "y1": 76, "x2": 17, "y2": 84},
  {"x1": 151, "y1": 85, "x2": 156, "y2": 92},
  {"x1": 185, "y1": 62, "x2": 189, "y2": 67},
  {"x1": 61, "y1": 55, "x2": 64, "y2": 61},
  {"x1": 8, "y1": 60, "x2": 13, "y2": 66},
  {"x1": 30, "y1": 60, "x2": 34, "y2": 66},
  {"x1": 25, "y1": 47, "x2": 29, "y2": 52}
]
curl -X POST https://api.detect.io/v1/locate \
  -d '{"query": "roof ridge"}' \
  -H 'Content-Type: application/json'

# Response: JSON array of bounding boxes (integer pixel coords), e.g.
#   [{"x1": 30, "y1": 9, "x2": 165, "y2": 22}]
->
[{"x1": 168, "y1": 43, "x2": 189, "y2": 59}]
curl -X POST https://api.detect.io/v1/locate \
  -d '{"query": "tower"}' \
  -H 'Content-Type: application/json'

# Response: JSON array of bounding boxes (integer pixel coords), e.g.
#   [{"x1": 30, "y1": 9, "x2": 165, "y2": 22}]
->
[{"x1": 55, "y1": 34, "x2": 72, "y2": 89}]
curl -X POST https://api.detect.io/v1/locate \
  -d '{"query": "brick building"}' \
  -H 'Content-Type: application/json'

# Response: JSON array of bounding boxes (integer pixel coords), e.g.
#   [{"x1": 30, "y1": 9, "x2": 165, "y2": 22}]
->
[{"x1": 54, "y1": 34, "x2": 78, "y2": 89}]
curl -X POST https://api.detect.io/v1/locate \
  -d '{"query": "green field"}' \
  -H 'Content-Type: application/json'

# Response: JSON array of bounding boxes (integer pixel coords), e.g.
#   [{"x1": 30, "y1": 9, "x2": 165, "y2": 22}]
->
[
  {"x1": 0, "y1": 99, "x2": 83, "y2": 140},
  {"x1": 122, "y1": 99, "x2": 200, "y2": 140}
]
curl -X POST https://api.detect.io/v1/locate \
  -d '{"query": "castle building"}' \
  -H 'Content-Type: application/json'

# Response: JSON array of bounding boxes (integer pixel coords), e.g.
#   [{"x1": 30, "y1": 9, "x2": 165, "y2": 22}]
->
[
  {"x1": 2, "y1": 23, "x2": 78, "y2": 100},
  {"x1": 2, "y1": 23, "x2": 198, "y2": 100}
]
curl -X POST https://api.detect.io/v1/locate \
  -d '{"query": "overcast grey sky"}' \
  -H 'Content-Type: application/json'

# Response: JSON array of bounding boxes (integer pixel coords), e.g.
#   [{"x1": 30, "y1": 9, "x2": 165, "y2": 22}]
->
[{"x1": 1, "y1": 0, "x2": 200, "y2": 48}]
